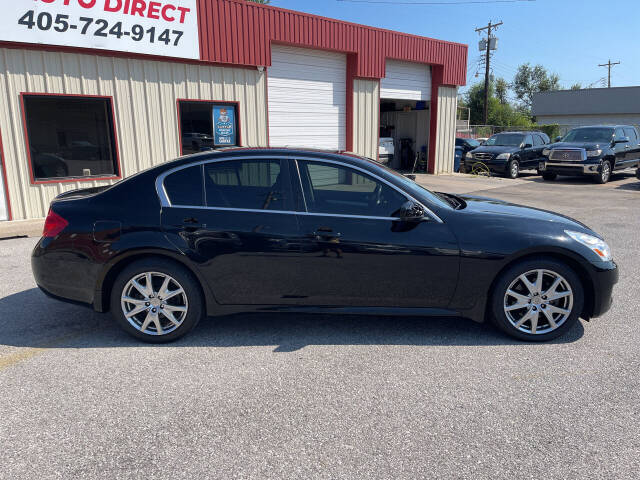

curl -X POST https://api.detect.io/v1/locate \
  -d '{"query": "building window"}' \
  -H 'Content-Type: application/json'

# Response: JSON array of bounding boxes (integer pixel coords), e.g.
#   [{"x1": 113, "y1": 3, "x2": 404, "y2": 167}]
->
[
  {"x1": 179, "y1": 101, "x2": 239, "y2": 154},
  {"x1": 22, "y1": 95, "x2": 119, "y2": 182}
]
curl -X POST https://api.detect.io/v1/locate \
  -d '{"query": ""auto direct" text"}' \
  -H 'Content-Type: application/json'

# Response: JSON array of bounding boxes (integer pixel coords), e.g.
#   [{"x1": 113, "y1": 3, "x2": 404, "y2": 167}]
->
[{"x1": 35, "y1": 0, "x2": 192, "y2": 24}]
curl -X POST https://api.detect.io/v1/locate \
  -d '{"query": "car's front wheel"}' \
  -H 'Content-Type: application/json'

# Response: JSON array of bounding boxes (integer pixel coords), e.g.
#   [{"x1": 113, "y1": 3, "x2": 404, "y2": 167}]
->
[
  {"x1": 490, "y1": 258, "x2": 584, "y2": 341},
  {"x1": 506, "y1": 159, "x2": 519, "y2": 179},
  {"x1": 594, "y1": 160, "x2": 612, "y2": 184},
  {"x1": 110, "y1": 258, "x2": 204, "y2": 343}
]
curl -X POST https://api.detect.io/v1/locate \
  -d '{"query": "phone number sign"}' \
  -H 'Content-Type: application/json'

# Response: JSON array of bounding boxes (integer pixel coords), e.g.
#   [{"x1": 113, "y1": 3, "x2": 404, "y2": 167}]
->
[{"x1": 0, "y1": 0, "x2": 200, "y2": 60}]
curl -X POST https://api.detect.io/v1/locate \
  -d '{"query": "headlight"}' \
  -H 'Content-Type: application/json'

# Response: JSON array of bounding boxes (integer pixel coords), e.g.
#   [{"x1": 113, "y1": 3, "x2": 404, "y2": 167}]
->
[
  {"x1": 542, "y1": 148, "x2": 550, "y2": 156},
  {"x1": 586, "y1": 149, "x2": 602, "y2": 158},
  {"x1": 465, "y1": 152, "x2": 473, "y2": 159},
  {"x1": 496, "y1": 153, "x2": 511, "y2": 160},
  {"x1": 565, "y1": 230, "x2": 612, "y2": 261}
]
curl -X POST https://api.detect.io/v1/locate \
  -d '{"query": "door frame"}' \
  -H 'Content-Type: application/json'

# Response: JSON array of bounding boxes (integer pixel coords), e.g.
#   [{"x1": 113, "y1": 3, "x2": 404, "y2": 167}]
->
[{"x1": 0, "y1": 126, "x2": 11, "y2": 221}]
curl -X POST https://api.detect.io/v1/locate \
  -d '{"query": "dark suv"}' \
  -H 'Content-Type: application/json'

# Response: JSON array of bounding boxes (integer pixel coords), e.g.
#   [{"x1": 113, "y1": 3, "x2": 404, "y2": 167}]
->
[
  {"x1": 462, "y1": 131, "x2": 550, "y2": 179},
  {"x1": 540, "y1": 125, "x2": 640, "y2": 184}
]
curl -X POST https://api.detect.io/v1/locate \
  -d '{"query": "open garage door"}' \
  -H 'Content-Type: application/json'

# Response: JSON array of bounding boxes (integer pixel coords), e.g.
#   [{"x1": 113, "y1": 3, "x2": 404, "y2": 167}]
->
[
  {"x1": 268, "y1": 45, "x2": 346, "y2": 150},
  {"x1": 381, "y1": 60, "x2": 431, "y2": 101}
]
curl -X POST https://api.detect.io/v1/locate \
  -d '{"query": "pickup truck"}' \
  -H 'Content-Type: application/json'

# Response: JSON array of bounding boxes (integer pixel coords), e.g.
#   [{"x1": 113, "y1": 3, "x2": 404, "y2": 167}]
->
[{"x1": 539, "y1": 125, "x2": 640, "y2": 184}]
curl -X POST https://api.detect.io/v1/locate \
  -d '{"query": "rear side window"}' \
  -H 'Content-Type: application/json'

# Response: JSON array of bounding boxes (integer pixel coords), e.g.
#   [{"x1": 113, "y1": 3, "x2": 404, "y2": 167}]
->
[
  {"x1": 164, "y1": 165, "x2": 204, "y2": 207},
  {"x1": 204, "y1": 159, "x2": 285, "y2": 210},
  {"x1": 623, "y1": 127, "x2": 637, "y2": 141}
]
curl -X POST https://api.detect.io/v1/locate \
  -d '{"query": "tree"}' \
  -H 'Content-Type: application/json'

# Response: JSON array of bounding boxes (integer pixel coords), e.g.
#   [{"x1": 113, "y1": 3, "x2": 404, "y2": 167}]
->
[
  {"x1": 512, "y1": 63, "x2": 560, "y2": 109},
  {"x1": 495, "y1": 77, "x2": 509, "y2": 105},
  {"x1": 570, "y1": 83, "x2": 582, "y2": 90},
  {"x1": 464, "y1": 80, "x2": 533, "y2": 127}
]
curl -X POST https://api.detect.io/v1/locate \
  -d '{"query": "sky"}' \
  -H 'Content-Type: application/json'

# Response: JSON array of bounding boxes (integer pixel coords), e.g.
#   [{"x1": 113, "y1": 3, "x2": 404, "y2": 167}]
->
[{"x1": 267, "y1": 0, "x2": 639, "y2": 96}]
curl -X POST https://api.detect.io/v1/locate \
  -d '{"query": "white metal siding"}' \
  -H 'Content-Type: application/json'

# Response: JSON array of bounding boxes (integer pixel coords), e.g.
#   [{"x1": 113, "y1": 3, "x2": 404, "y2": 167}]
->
[
  {"x1": 268, "y1": 45, "x2": 346, "y2": 150},
  {"x1": 381, "y1": 60, "x2": 431, "y2": 101},
  {"x1": 353, "y1": 79, "x2": 380, "y2": 160},
  {"x1": 0, "y1": 48, "x2": 268, "y2": 220},
  {"x1": 434, "y1": 86, "x2": 458, "y2": 174}
]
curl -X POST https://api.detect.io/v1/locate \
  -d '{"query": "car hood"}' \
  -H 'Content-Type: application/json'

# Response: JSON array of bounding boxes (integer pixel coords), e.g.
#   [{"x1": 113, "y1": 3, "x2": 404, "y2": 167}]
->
[
  {"x1": 549, "y1": 141, "x2": 607, "y2": 150},
  {"x1": 470, "y1": 145, "x2": 520, "y2": 154},
  {"x1": 457, "y1": 194, "x2": 593, "y2": 232}
]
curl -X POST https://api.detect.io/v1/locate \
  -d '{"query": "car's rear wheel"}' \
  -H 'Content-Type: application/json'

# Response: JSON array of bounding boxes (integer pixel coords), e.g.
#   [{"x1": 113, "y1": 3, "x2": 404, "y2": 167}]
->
[
  {"x1": 594, "y1": 160, "x2": 611, "y2": 184},
  {"x1": 490, "y1": 258, "x2": 584, "y2": 341},
  {"x1": 506, "y1": 160, "x2": 519, "y2": 179},
  {"x1": 110, "y1": 258, "x2": 204, "y2": 343},
  {"x1": 542, "y1": 172, "x2": 557, "y2": 181}
]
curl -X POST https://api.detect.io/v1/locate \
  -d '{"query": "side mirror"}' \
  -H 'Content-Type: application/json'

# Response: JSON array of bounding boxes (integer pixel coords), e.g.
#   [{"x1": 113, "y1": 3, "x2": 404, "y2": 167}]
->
[
  {"x1": 614, "y1": 136, "x2": 630, "y2": 144},
  {"x1": 555, "y1": 136, "x2": 562, "y2": 142},
  {"x1": 521, "y1": 143, "x2": 533, "y2": 149},
  {"x1": 397, "y1": 201, "x2": 425, "y2": 222}
]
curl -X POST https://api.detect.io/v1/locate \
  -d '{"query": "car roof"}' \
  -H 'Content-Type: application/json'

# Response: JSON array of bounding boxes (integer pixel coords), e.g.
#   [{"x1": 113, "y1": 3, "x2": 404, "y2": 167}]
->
[{"x1": 568, "y1": 125, "x2": 632, "y2": 129}]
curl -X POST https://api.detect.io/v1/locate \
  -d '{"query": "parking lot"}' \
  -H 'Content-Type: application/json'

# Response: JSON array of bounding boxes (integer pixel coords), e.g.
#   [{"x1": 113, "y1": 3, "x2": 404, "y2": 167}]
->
[{"x1": 1, "y1": 171, "x2": 639, "y2": 479}]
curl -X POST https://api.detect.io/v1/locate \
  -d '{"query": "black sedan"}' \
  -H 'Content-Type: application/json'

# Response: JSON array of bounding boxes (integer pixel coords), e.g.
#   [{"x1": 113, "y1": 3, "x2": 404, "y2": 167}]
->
[{"x1": 32, "y1": 149, "x2": 618, "y2": 343}]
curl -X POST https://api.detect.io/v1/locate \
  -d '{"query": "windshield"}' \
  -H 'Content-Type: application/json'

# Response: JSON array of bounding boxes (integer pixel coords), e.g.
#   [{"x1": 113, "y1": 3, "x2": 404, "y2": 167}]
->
[
  {"x1": 484, "y1": 133, "x2": 525, "y2": 147},
  {"x1": 467, "y1": 139, "x2": 480, "y2": 147},
  {"x1": 562, "y1": 128, "x2": 614, "y2": 143}
]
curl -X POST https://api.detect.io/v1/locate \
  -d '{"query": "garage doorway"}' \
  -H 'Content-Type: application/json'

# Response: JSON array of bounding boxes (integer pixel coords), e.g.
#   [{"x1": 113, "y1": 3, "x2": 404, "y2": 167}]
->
[{"x1": 379, "y1": 61, "x2": 431, "y2": 172}]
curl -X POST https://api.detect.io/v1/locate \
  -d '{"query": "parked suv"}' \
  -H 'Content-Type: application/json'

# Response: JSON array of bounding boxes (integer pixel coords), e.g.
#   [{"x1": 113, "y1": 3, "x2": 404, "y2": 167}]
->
[
  {"x1": 540, "y1": 125, "x2": 640, "y2": 184},
  {"x1": 462, "y1": 131, "x2": 550, "y2": 179}
]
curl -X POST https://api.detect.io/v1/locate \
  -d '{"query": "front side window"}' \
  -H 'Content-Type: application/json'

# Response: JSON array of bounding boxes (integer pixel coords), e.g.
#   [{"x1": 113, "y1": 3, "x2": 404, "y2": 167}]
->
[
  {"x1": 23, "y1": 95, "x2": 119, "y2": 181},
  {"x1": 179, "y1": 101, "x2": 239, "y2": 154},
  {"x1": 533, "y1": 135, "x2": 545, "y2": 146},
  {"x1": 298, "y1": 160, "x2": 406, "y2": 218},
  {"x1": 623, "y1": 127, "x2": 637, "y2": 141},
  {"x1": 204, "y1": 159, "x2": 285, "y2": 210}
]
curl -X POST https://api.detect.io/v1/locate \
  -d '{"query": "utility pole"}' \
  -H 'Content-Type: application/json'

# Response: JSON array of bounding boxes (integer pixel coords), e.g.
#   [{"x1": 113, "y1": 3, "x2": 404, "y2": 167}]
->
[
  {"x1": 475, "y1": 20, "x2": 502, "y2": 124},
  {"x1": 598, "y1": 59, "x2": 620, "y2": 88}
]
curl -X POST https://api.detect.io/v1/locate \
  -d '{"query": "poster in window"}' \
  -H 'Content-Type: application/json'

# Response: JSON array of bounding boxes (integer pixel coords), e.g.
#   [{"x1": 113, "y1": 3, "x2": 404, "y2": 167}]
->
[{"x1": 213, "y1": 106, "x2": 237, "y2": 146}]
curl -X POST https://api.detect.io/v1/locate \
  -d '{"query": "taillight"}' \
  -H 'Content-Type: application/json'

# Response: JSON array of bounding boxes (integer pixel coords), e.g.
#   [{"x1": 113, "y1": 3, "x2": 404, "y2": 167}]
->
[{"x1": 43, "y1": 209, "x2": 69, "y2": 238}]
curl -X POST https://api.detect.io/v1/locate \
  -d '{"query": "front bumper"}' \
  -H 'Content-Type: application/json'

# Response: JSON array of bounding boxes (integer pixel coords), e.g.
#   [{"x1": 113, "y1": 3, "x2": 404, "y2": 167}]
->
[
  {"x1": 539, "y1": 161, "x2": 602, "y2": 176},
  {"x1": 462, "y1": 159, "x2": 508, "y2": 174},
  {"x1": 588, "y1": 261, "x2": 618, "y2": 319},
  {"x1": 636, "y1": 168, "x2": 640, "y2": 180}
]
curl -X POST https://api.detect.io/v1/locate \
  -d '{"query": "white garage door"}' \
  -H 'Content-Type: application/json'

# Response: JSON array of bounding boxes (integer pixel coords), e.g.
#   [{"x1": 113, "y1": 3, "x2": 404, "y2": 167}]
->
[
  {"x1": 381, "y1": 60, "x2": 431, "y2": 101},
  {"x1": 268, "y1": 45, "x2": 346, "y2": 150}
]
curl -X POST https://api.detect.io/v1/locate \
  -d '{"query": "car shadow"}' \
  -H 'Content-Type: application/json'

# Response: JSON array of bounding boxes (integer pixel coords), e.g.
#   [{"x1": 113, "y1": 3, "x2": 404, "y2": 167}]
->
[
  {"x1": 522, "y1": 171, "x2": 636, "y2": 186},
  {"x1": 0, "y1": 288, "x2": 584, "y2": 351}
]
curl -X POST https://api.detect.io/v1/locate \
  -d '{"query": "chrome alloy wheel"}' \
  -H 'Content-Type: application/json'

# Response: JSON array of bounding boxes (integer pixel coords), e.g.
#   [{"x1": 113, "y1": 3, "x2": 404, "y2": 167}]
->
[
  {"x1": 601, "y1": 162, "x2": 611, "y2": 183},
  {"x1": 510, "y1": 161, "x2": 519, "y2": 178},
  {"x1": 503, "y1": 269, "x2": 574, "y2": 335},
  {"x1": 121, "y1": 272, "x2": 188, "y2": 336}
]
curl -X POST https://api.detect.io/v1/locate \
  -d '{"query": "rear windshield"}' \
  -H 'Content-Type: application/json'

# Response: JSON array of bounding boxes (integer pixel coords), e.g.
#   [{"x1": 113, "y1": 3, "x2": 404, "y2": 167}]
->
[
  {"x1": 484, "y1": 133, "x2": 525, "y2": 147},
  {"x1": 562, "y1": 128, "x2": 614, "y2": 143}
]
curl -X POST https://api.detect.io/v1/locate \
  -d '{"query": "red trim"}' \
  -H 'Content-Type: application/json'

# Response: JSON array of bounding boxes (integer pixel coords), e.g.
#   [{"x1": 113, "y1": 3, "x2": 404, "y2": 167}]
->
[
  {"x1": 0, "y1": 126, "x2": 12, "y2": 220},
  {"x1": 264, "y1": 69, "x2": 271, "y2": 147},
  {"x1": 345, "y1": 55, "x2": 357, "y2": 152},
  {"x1": 176, "y1": 99, "x2": 242, "y2": 156},
  {"x1": 20, "y1": 93, "x2": 123, "y2": 185},
  {"x1": 427, "y1": 67, "x2": 444, "y2": 174}
]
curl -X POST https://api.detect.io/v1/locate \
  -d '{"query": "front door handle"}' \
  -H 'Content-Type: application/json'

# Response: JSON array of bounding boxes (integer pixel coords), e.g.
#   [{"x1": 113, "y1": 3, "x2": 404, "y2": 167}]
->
[
  {"x1": 308, "y1": 227, "x2": 342, "y2": 240},
  {"x1": 183, "y1": 217, "x2": 199, "y2": 224}
]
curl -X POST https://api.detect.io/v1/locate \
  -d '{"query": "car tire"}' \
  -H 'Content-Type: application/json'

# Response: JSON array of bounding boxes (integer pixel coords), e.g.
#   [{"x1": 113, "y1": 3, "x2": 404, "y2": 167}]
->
[
  {"x1": 506, "y1": 160, "x2": 519, "y2": 179},
  {"x1": 542, "y1": 172, "x2": 557, "y2": 181},
  {"x1": 110, "y1": 258, "x2": 204, "y2": 343},
  {"x1": 594, "y1": 160, "x2": 612, "y2": 184},
  {"x1": 490, "y1": 257, "x2": 584, "y2": 342}
]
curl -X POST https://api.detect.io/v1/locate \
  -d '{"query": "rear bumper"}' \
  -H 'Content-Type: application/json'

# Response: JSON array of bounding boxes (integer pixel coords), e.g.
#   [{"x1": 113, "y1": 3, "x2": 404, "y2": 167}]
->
[{"x1": 588, "y1": 261, "x2": 618, "y2": 319}]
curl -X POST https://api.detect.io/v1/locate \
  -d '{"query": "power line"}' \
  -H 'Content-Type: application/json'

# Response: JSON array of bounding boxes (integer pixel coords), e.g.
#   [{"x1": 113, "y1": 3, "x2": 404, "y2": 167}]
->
[
  {"x1": 597, "y1": 59, "x2": 620, "y2": 88},
  {"x1": 337, "y1": 0, "x2": 535, "y2": 4}
]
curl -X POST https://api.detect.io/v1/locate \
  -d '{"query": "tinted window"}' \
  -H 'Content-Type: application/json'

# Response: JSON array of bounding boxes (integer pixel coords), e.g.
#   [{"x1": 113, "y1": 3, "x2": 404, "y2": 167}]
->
[
  {"x1": 615, "y1": 127, "x2": 626, "y2": 141},
  {"x1": 204, "y1": 159, "x2": 284, "y2": 210},
  {"x1": 164, "y1": 165, "x2": 204, "y2": 206},
  {"x1": 23, "y1": 95, "x2": 119, "y2": 180},
  {"x1": 533, "y1": 134, "x2": 545, "y2": 146},
  {"x1": 623, "y1": 127, "x2": 637, "y2": 141},
  {"x1": 299, "y1": 160, "x2": 406, "y2": 217},
  {"x1": 523, "y1": 135, "x2": 533, "y2": 147}
]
